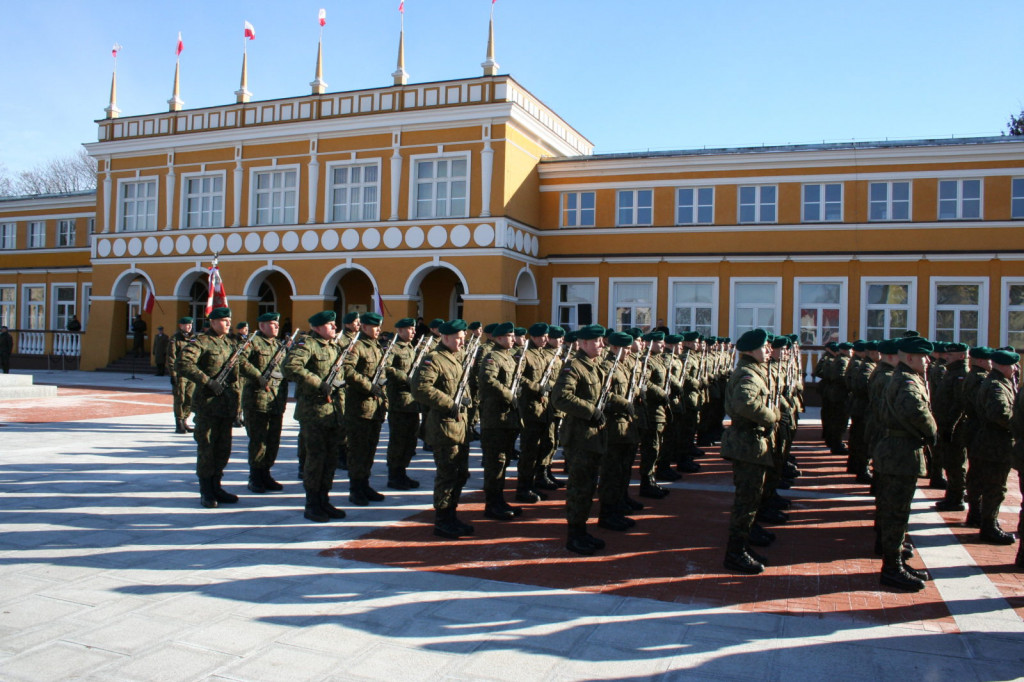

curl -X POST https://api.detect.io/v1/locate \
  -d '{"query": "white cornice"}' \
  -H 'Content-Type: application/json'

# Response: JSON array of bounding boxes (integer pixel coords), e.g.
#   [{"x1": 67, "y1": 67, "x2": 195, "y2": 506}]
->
[{"x1": 538, "y1": 220, "x2": 1024, "y2": 236}]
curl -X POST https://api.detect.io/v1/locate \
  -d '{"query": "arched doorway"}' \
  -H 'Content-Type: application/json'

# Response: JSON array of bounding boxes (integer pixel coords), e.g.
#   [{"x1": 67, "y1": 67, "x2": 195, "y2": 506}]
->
[
  {"x1": 322, "y1": 267, "x2": 376, "y2": 318},
  {"x1": 189, "y1": 280, "x2": 209, "y2": 331},
  {"x1": 243, "y1": 267, "x2": 296, "y2": 334},
  {"x1": 110, "y1": 269, "x2": 156, "y2": 354},
  {"x1": 408, "y1": 265, "x2": 466, "y2": 322}
]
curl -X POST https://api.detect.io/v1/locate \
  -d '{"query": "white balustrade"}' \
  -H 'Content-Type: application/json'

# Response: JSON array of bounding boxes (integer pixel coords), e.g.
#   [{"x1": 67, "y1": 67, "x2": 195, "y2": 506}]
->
[
  {"x1": 18, "y1": 331, "x2": 45, "y2": 355},
  {"x1": 53, "y1": 333, "x2": 82, "y2": 357}
]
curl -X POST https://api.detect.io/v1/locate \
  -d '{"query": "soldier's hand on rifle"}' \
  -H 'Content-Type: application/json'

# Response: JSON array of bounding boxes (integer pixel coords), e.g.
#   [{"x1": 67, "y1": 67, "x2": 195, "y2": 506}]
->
[
  {"x1": 460, "y1": 393, "x2": 473, "y2": 410},
  {"x1": 590, "y1": 407, "x2": 606, "y2": 426},
  {"x1": 623, "y1": 401, "x2": 636, "y2": 419},
  {"x1": 371, "y1": 384, "x2": 384, "y2": 399},
  {"x1": 270, "y1": 368, "x2": 283, "y2": 381},
  {"x1": 258, "y1": 375, "x2": 270, "y2": 390},
  {"x1": 318, "y1": 380, "x2": 332, "y2": 398},
  {"x1": 206, "y1": 378, "x2": 225, "y2": 396}
]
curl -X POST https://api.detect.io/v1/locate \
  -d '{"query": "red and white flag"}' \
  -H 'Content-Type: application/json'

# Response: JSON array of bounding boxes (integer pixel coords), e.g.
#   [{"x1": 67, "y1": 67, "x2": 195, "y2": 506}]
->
[
  {"x1": 398, "y1": 0, "x2": 404, "y2": 14},
  {"x1": 375, "y1": 291, "x2": 390, "y2": 317},
  {"x1": 143, "y1": 291, "x2": 156, "y2": 314},
  {"x1": 318, "y1": 8, "x2": 326, "y2": 26},
  {"x1": 111, "y1": 43, "x2": 122, "y2": 58},
  {"x1": 175, "y1": 32, "x2": 184, "y2": 56},
  {"x1": 205, "y1": 264, "x2": 228, "y2": 316},
  {"x1": 243, "y1": 21, "x2": 256, "y2": 40}
]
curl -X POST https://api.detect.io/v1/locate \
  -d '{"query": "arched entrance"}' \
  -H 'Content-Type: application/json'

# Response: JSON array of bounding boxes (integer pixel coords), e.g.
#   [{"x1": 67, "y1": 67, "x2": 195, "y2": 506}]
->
[
  {"x1": 321, "y1": 265, "x2": 377, "y2": 318},
  {"x1": 405, "y1": 263, "x2": 469, "y2": 322},
  {"x1": 244, "y1": 267, "x2": 296, "y2": 334},
  {"x1": 110, "y1": 268, "x2": 156, "y2": 354}
]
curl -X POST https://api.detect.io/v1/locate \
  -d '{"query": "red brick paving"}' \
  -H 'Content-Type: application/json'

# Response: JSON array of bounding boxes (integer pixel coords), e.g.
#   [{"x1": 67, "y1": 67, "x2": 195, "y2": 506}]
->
[{"x1": 0, "y1": 387, "x2": 172, "y2": 424}]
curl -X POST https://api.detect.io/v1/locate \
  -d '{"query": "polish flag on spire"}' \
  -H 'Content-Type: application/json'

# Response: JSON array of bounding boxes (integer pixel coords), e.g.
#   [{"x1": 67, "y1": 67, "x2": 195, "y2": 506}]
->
[
  {"x1": 398, "y1": 1, "x2": 404, "y2": 14},
  {"x1": 243, "y1": 21, "x2": 256, "y2": 40},
  {"x1": 318, "y1": 9, "x2": 326, "y2": 26},
  {"x1": 111, "y1": 43, "x2": 122, "y2": 58},
  {"x1": 175, "y1": 32, "x2": 184, "y2": 57}
]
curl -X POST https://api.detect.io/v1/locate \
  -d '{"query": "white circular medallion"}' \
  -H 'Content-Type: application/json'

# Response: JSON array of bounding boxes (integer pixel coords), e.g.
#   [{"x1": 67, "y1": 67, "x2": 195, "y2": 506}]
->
[
  {"x1": 427, "y1": 225, "x2": 448, "y2": 248},
  {"x1": 209, "y1": 234, "x2": 225, "y2": 253},
  {"x1": 473, "y1": 223, "x2": 494, "y2": 247},
  {"x1": 159, "y1": 236, "x2": 174, "y2": 255},
  {"x1": 405, "y1": 226, "x2": 424, "y2": 248},
  {"x1": 226, "y1": 233, "x2": 243, "y2": 253},
  {"x1": 320, "y1": 230, "x2": 339, "y2": 251},
  {"x1": 143, "y1": 237, "x2": 158, "y2": 255},
  {"x1": 301, "y1": 230, "x2": 319, "y2": 251},
  {"x1": 192, "y1": 234, "x2": 208, "y2": 254},
  {"x1": 450, "y1": 224, "x2": 471, "y2": 247},
  {"x1": 341, "y1": 229, "x2": 360, "y2": 251},
  {"x1": 97, "y1": 239, "x2": 112, "y2": 257},
  {"x1": 245, "y1": 232, "x2": 261, "y2": 253},
  {"x1": 362, "y1": 228, "x2": 381, "y2": 249},
  {"x1": 515, "y1": 230, "x2": 524, "y2": 251},
  {"x1": 282, "y1": 231, "x2": 300, "y2": 252},
  {"x1": 531, "y1": 234, "x2": 539, "y2": 257},
  {"x1": 127, "y1": 238, "x2": 142, "y2": 256},
  {"x1": 175, "y1": 235, "x2": 191, "y2": 254},
  {"x1": 112, "y1": 239, "x2": 127, "y2": 257},
  {"x1": 506, "y1": 226, "x2": 516, "y2": 248},
  {"x1": 263, "y1": 232, "x2": 280, "y2": 252},
  {"x1": 383, "y1": 227, "x2": 403, "y2": 249}
]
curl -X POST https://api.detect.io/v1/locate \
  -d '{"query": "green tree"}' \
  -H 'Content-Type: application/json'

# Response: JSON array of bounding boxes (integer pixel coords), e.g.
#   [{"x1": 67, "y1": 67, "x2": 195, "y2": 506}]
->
[{"x1": 1010, "y1": 110, "x2": 1024, "y2": 136}]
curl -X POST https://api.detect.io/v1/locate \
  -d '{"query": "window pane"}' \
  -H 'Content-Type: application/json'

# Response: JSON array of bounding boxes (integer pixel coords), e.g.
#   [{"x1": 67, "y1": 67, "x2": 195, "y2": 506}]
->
[
  {"x1": 937, "y1": 284, "x2": 979, "y2": 305},
  {"x1": 735, "y1": 283, "x2": 774, "y2": 305},
  {"x1": 799, "y1": 283, "x2": 840, "y2": 304},
  {"x1": 935, "y1": 310, "x2": 954, "y2": 328},
  {"x1": 892, "y1": 182, "x2": 910, "y2": 201},
  {"x1": 868, "y1": 284, "x2": 908, "y2": 305}
]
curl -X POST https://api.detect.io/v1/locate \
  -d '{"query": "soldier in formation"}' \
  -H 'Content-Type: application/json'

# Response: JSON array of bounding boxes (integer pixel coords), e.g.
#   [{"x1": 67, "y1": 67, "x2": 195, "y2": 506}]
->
[{"x1": 167, "y1": 316, "x2": 196, "y2": 433}]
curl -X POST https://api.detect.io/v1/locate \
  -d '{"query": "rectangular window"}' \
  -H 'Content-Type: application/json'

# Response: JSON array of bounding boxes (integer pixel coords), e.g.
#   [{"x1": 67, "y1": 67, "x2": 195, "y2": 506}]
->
[
  {"x1": 670, "y1": 280, "x2": 715, "y2": 337},
  {"x1": 562, "y1": 191, "x2": 595, "y2": 227},
  {"x1": 329, "y1": 163, "x2": 379, "y2": 222},
  {"x1": 934, "y1": 281, "x2": 984, "y2": 346},
  {"x1": 1005, "y1": 281, "x2": 1024, "y2": 349},
  {"x1": 28, "y1": 221, "x2": 45, "y2": 248},
  {"x1": 938, "y1": 179, "x2": 982, "y2": 220},
  {"x1": 868, "y1": 181, "x2": 911, "y2": 221},
  {"x1": 733, "y1": 280, "x2": 778, "y2": 336},
  {"x1": 414, "y1": 157, "x2": 468, "y2": 219},
  {"x1": 797, "y1": 281, "x2": 843, "y2": 346},
  {"x1": 554, "y1": 280, "x2": 596, "y2": 329},
  {"x1": 53, "y1": 285, "x2": 76, "y2": 330},
  {"x1": 0, "y1": 286, "x2": 15, "y2": 328},
  {"x1": 676, "y1": 187, "x2": 714, "y2": 225},
  {"x1": 738, "y1": 185, "x2": 777, "y2": 224},
  {"x1": 57, "y1": 219, "x2": 76, "y2": 247},
  {"x1": 617, "y1": 189, "x2": 653, "y2": 226},
  {"x1": 864, "y1": 282, "x2": 912, "y2": 340},
  {"x1": 1013, "y1": 178, "x2": 1024, "y2": 219},
  {"x1": 802, "y1": 183, "x2": 843, "y2": 222},
  {"x1": 610, "y1": 280, "x2": 655, "y2": 331},
  {"x1": 119, "y1": 179, "x2": 158, "y2": 232},
  {"x1": 0, "y1": 223, "x2": 15, "y2": 249},
  {"x1": 183, "y1": 174, "x2": 225, "y2": 228},
  {"x1": 253, "y1": 169, "x2": 298, "y2": 226},
  {"x1": 23, "y1": 285, "x2": 45, "y2": 330}
]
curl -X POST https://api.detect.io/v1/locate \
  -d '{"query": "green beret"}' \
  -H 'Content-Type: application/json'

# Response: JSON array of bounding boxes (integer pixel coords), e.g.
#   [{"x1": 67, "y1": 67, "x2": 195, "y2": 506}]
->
[
  {"x1": 991, "y1": 350, "x2": 1020, "y2": 366},
  {"x1": 852, "y1": 340, "x2": 867, "y2": 352},
  {"x1": 877, "y1": 339, "x2": 899, "y2": 355},
  {"x1": 492, "y1": 321, "x2": 515, "y2": 336},
  {"x1": 236, "y1": 321, "x2": 248, "y2": 329},
  {"x1": 528, "y1": 322, "x2": 550, "y2": 337},
  {"x1": 736, "y1": 328, "x2": 769, "y2": 352},
  {"x1": 548, "y1": 325, "x2": 565, "y2": 339},
  {"x1": 898, "y1": 336, "x2": 934, "y2": 355},
  {"x1": 360, "y1": 312, "x2": 383, "y2": 326},
  {"x1": 468, "y1": 321, "x2": 482, "y2": 331},
  {"x1": 395, "y1": 317, "x2": 415, "y2": 328},
  {"x1": 864, "y1": 340, "x2": 879, "y2": 351},
  {"x1": 665, "y1": 334, "x2": 683, "y2": 345},
  {"x1": 439, "y1": 319, "x2": 468, "y2": 335},
  {"x1": 825, "y1": 342, "x2": 838, "y2": 351},
  {"x1": 576, "y1": 324, "x2": 606, "y2": 340},
  {"x1": 607, "y1": 331, "x2": 633, "y2": 348},
  {"x1": 724, "y1": 337, "x2": 732, "y2": 344},
  {"x1": 771, "y1": 335, "x2": 791, "y2": 349},
  {"x1": 837, "y1": 342, "x2": 854, "y2": 351},
  {"x1": 681, "y1": 331, "x2": 700, "y2": 342},
  {"x1": 483, "y1": 323, "x2": 499, "y2": 334},
  {"x1": 903, "y1": 330, "x2": 921, "y2": 338},
  {"x1": 604, "y1": 326, "x2": 616, "y2": 336},
  {"x1": 970, "y1": 346, "x2": 993, "y2": 359},
  {"x1": 626, "y1": 328, "x2": 642, "y2": 339},
  {"x1": 178, "y1": 316, "x2": 194, "y2": 324},
  {"x1": 787, "y1": 334, "x2": 798, "y2": 343},
  {"x1": 208, "y1": 307, "x2": 231, "y2": 320},
  {"x1": 429, "y1": 318, "x2": 445, "y2": 329},
  {"x1": 998, "y1": 345, "x2": 1015, "y2": 352},
  {"x1": 514, "y1": 327, "x2": 527, "y2": 336},
  {"x1": 308, "y1": 310, "x2": 337, "y2": 326},
  {"x1": 642, "y1": 331, "x2": 665, "y2": 342},
  {"x1": 565, "y1": 331, "x2": 578, "y2": 343},
  {"x1": 257, "y1": 312, "x2": 280, "y2": 323}
]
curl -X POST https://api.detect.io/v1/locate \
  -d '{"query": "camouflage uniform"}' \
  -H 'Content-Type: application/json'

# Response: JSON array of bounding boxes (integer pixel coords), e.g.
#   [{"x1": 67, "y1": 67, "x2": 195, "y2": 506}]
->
[
  {"x1": 958, "y1": 365, "x2": 990, "y2": 516},
  {"x1": 1010, "y1": 388, "x2": 1024, "y2": 563},
  {"x1": 238, "y1": 332, "x2": 289, "y2": 485},
  {"x1": 847, "y1": 356, "x2": 876, "y2": 477},
  {"x1": 866, "y1": 361, "x2": 897, "y2": 466},
  {"x1": 638, "y1": 351, "x2": 670, "y2": 482},
  {"x1": 971, "y1": 371, "x2": 1015, "y2": 527},
  {"x1": 385, "y1": 337, "x2": 420, "y2": 487},
  {"x1": 168, "y1": 329, "x2": 195, "y2": 429},
  {"x1": 599, "y1": 348, "x2": 640, "y2": 514},
  {"x1": 934, "y1": 358, "x2": 969, "y2": 505},
  {"x1": 342, "y1": 336, "x2": 388, "y2": 493},
  {"x1": 820, "y1": 353, "x2": 850, "y2": 452},
  {"x1": 478, "y1": 344, "x2": 522, "y2": 507},
  {"x1": 517, "y1": 342, "x2": 556, "y2": 498}
]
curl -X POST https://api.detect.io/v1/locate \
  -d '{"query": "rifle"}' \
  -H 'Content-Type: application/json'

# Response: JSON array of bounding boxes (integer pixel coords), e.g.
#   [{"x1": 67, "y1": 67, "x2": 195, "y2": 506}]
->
[
  {"x1": 538, "y1": 348, "x2": 561, "y2": 397},
  {"x1": 370, "y1": 333, "x2": 399, "y2": 387},
  {"x1": 509, "y1": 344, "x2": 529, "y2": 398},
  {"x1": 409, "y1": 334, "x2": 436, "y2": 378},
  {"x1": 212, "y1": 334, "x2": 254, "y2": 387},
  {"x1": 627, "y1": 343, "x2": 652, "y2": 403},
  {"x1": 323, "y1": 331, "x2": 360, "y2": 401},
  {"x1": 260, "y1": 328, "x2": 300, "y2": 390},
  {"x1": 596, "y1": 347, "x2": 624, "y2": 413},
  {"x1": 452, "y1": 340, "x2": 482, "y2": 418}
]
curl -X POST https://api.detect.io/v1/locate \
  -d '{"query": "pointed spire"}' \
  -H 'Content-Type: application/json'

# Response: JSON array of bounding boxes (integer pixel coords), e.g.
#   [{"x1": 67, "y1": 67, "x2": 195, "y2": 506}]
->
[
  {"x1": 392, "y1": 29, "x2": 408, "y2": 86},
  {"x1": 105, "y1": 69, "x2": 120, "y2": 119},
  {"x1": 310, "y1": 38, "x2": 327, "y2": 94},
  {"x1": 167, "y1": 60, "x2": 184, "y2": 112},
  {"x1": 481, "y1": 13, "x2": 499, "y2": 76},
  {"x1": 235, "y1": 51, "x2": 252, "y2": 103}
]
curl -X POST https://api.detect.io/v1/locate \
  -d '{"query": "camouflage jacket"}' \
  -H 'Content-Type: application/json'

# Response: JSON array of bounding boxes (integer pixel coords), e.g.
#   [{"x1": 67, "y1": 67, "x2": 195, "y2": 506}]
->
[
  {"x1": 721, "y1": 355, "x2": 777, "y2": 466},
  {"x1": 342, "y1": 337, "x2": 388, "y2": 421},
  {"x1": 971, "y1": 371, "x2": 1015, "y2": 464},
  {"x1": 282, "y1": 330, "x2": 341, "y2": 422},
  {"x1": 384, "y1": 339, "x2": 419, "y2": 413},
  {"x1": 167, "y1": 329, "x2": 194, "y2": 378},
  {"x1": 517, "y1": 344, "x2": 555, "y2": 423},
  {"x1": 238, "y1": 332, "x2": 289, "y2": 414},
  {"x1": 478, "y1": 345, "x2": 521, "y2": 430},
  {"x1": 412, "y1": 344, "x2": 468, "y2": 447},
  {"x1": 875, "y1": 363, "x2": 937, "y2": 476},
  {"x1": 178, "y1": 331, "x2": 240, "y2": 418},
  {"x1": 553, "y1": 349, "x2": 607, "y2": 454},
  {"x1": 602, "y1": 348, "x2": 639, "y2": 445}
]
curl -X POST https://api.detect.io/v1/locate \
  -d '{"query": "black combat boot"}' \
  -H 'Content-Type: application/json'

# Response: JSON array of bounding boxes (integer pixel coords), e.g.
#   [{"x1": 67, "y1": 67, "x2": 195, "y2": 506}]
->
[
  {"x1": 348, "y1": 478, "x2": 369, "y2": 506},
  {"x1": 183, "y1": 419, "x2": 194, "y2": 433},
  {"x1": 199, "y1": 478, "x2": 218, "y2": 509},
  {"x1": 247, "y1": 468, "x2": 267, "y2": 494},
  {"x1": 880, "y1": 556, "x2": 925, "y2": 592},
  {"x1": 362, "y1": 479, "x2": 384, "y2": 502},
  {"x1": 724, "y1": 537, "x2": 764, "y2": 574},
  {"x1": 262, "y1": 469, "x2": 283, "y2": 491},
  {"x1": 450, "y1": 506, "x2": 474, "y2": 536},
  {"x1": 175, "y1": 419, "x2": 187, "y2": 434},
  {"x1": 214, "y1": 476, "x2": 239, "y2": 503},
  {"x1": 303, "y1": 490, "x2": 328, "y2": 523},
  {"x1": 964, "y1": 505, "x2": 981, "y2": 528},
  {"x1": 900, "y1": 557, "x2": 931, "y2": 582},
  {"x1": 484, "y1": 492, "x2": 515, "y2": 521},
  {"x1": 320, "y1": 491, "x2": 346, "y2": 520},
  {"x1": 534, "y1": 473, "x2": 559, "y2": 491},
  {"x1": 433, "y1": 509, "x2": 462, "y2": 539},
  {"x1": 597, "y1": 504, "x2": 633, "y2": 531},
  {"x1": 545, "y1": 466, "x2": 565, "y2": 489},
  {"x1": 854, "y1": 469, "x2": 873, "y2": 485},
  {"x1": 745, "y1": 544, "x2": 769, "y2": 567},
  {"x1": 756, "y1": 507, "x2": 788, "y2": 525},
  {"x1": 639, "y1": 476, "x2": 668, "y2": 499},
  {"x1": 928, "y1": 474, "x2": 948, "y2": 490},
  {"x1": 387, "y1": 468, "x2": 411, "y2": 491},
  {"x1": 934, "y1": 493, "x2": 965, "y2": 512},
  {"x1": 748, "y1": 523, "x2": 774, "y2": 547},
  {"x1": 676, "y1": 458, "x2": 701, "y2": 474},
  {"x1": 979, "y1": 520, "x2": 1016, "y2": 545},
  {"x1": 1016, "y1": 545, "x2": 1024, "y2": 569},
  {"x1": 515, "y1": 485, "x2": 541, "y2": 503},
  {"x1": 566, "y1": 525, "x2": 596, "y2": 555},
  {"x1": 623, "y1": 495, "x2": 644, "y2": 512}
]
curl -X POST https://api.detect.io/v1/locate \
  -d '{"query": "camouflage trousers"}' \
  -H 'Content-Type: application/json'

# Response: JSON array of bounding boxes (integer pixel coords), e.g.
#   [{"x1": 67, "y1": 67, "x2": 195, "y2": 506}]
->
[
  {"x1": 432, "y1": 441, "x2": 470, "y2": 511},
  {"x1": 517, "y1": 418, "x2": 549, "y2": 489},
  {"x1": 244, "y1": 409, "x2": 283, "y2": 470},
  {"x1": 386, "y1": 411, "x2": 419, "y2": 474},
  {"x1": 171, "y1": 375, "x2": 194, "y2": 420},
  {"x1": 638, "y1": 422, "x2": 665, "y2": 477},
  {"x1": 565, "y1": 447, "x2": 601, "y2": 528},
  {"x1": 728, "y1": 460, "x2": 769, "y2": 543},
  {"x1": 848, "y1": 413, "x2": 868, "y2": 472},
  {"x1": 193, "y1": 413, "x2": 234, "y2": 479},
  {"x1": 345, "y1": 417, "x2": 383, "y2": 480},
  {"x1": 481, "y1": 427, "x2": 516, "y2": 495},
  {"x1": 874, "y1": 472, "x2": 917, "y2": 560},
  {"x1": 820, "y1": 399, "x2": 849, "y2": 447},
  {"x1": 966, "y1": 459, "x2": 1012, "y2": 522},
  {"x1": 300, "y1": 415, "x2": 341, "y2": 493},
  {"x1": 541, "y1": 419, "x2": 559, "y2": 469},
  {"x1": 599, "y1": 441, "x2": 637, "y2": 506},
  {"x1": 937, "y1": 435, "x2": 967, "y2": 498}
]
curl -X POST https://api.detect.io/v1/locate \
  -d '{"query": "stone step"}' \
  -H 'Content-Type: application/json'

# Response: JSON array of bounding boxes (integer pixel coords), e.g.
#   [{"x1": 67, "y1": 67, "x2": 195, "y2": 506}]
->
[
  {"x1": 0, "y1": 385, "x2": 58, "y2": 400},
  {"x1": 0, "y1": 374, "x2": 34, "y2": 387}
]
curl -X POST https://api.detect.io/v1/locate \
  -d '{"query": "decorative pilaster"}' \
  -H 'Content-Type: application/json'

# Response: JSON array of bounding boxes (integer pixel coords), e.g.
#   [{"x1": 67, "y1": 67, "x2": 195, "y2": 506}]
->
[
  {"x1": 102, "y1": 163, "x2": 113, "y2": 233},
  {"x1": 233, "y1": 146, "x2": 243, "y2": 227},
  {"x1": 480, "y1": 129, "x2": 493, "y2": 218},
  {"x1": 307, "y1": 140, "x2": 319, "y2": 224},
  {"x1": 164, "y1": 154, "x2": 176, "y2": 230},
  {"x1": 389, "y1": 133, "x2": 402, "y2": 221}
]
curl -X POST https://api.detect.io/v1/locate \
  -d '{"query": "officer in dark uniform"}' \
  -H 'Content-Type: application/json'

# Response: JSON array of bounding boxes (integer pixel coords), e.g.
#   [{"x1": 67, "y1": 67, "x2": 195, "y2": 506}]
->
[{"x1": 385, "y1": 318, "x2": 421, "y2": 490}]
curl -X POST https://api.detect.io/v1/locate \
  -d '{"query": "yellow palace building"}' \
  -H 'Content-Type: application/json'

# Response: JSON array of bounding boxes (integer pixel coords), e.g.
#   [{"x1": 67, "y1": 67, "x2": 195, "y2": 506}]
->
[{"x1": 2, "y1": 24, "x2": 1024, "y2": 372}]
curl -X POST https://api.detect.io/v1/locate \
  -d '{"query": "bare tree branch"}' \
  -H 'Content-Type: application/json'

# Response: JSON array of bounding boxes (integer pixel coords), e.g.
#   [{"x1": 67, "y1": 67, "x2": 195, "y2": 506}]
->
[{"x1": 0, "y1": 149, "x2": 97, "y2": 197}]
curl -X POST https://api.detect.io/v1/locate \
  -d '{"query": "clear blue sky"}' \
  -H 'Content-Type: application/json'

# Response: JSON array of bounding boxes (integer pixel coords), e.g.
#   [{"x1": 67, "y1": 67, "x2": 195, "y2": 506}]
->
[{"x1": 0, "y1": 1, "x2": 1020, "y2": 174}]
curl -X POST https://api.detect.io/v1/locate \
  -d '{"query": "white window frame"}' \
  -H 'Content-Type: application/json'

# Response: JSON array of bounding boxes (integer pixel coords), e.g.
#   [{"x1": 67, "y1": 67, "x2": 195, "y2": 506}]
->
[
  {"x1": 730, "y1": 277, "x2": 782, "y2": 338},
  {"x1": 616, "y1": 189, "x2": 653, "y2": 227},
  {"x1": 51, "y1": 283, "x2": 76, "y2": 330},
  {"x1": 937, "y1": 179, "x2": 983, "y2": 221},
  {"x1": 868, "y1": 181, "x2": 912, "y2": 222},
  {"x1": 737, "y1": 185, "x2": 777, "y2": 224},
  {"x1": 1001, "y1": 277, "x2": 1024, "y2": 349},
  {"x1": 56, "y1": 219, "x2": 76, "y2": 247},
  {"x1": 27, "y1": 221, "x2": 45, "y2": 248},
  {"x1": 860, "y1": 277, "x2": 917, "y2": 341},
  {"x1": 675, "y1": 186, "x2": 714, "y2": 226},
  {"x1": 249, "y1": 165, "x2": 300, "y2": 227},
  {"x1": 325, "y1": 160, "x2": 381, "y2": 223},
  {"x1": 608, "y1": 277, "x2": 657, "y2": 332},
  {"x1": 930, "y1": 276, "x2": 988, "y2": 347},
  {"x1": 180, "y1": 171, "x2": 227, "y2": 229},
  {"x1": 22, "y1": 284, "x2": 46, "y2": 330},
  {"x1": 561, "y1": 191, "x2": 596, "y2": 228},
  {"x1": 409, "y1": 152, "x2": 471, "y2": 220},
  {"x1": 551, "y1": 277, "x2": 599, "y2": 330},
  {"x1": 0, "y1": 222, "x2": 16, "y2": 250},
  {"x1": 667, "y1": 277, "x2": 719, "y2": 336},
  {"x1": 116, "y1": 177, "x2": 159, "y2": 233},
  {"x1": 0, "y1": 285, "x2": 15, "y2": 328},
  {"x1": 1013, "y1": 178, "x2": 1024, "y2": 220},
  {"x1": 793, "y1": 277, "x2": 848, "y2": 346},
  {"x1": 801, "y1": 183, "x2": 843, "y2": 223}
]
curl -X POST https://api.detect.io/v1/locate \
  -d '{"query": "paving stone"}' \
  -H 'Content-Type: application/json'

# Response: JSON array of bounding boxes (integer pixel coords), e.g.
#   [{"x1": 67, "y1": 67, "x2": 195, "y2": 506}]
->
[
  {"x1": 65, "y1": 613, "x2": 189, "y2": 655},
  {"x1": 0, "y1": 594, "x2": 90, "y2": 629},
  {"x1": 346, "y1": 642, "x2": 457, "y2": 680},
  {"x1": 216, "y1": 642, "x2": 341, "y2": 681},
  {"x1": 176, "y1": 616, "x2": 294, "y2": 657},
  {"x1": 94, "y1": 642, "x2": 237, "y2": 681},
  {"x1": 1, "y1": 641, "x2": 125, "y2": 682}
]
